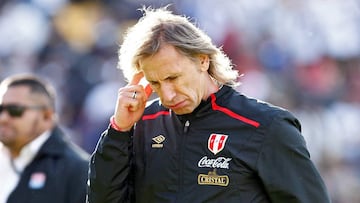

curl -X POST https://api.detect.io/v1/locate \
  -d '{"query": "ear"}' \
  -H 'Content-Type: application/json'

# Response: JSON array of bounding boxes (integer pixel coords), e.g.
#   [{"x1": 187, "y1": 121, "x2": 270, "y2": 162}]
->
[
  {"x1": 43, "y1": 108, "x2": 54, "y2": 121},
  {"x1": 198, "y1": 54, "x2": 210, "y2": 72}
]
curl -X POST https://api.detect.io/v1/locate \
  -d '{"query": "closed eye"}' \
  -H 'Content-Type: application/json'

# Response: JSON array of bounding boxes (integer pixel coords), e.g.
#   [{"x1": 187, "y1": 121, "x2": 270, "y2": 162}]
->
[
  {"x1": 166, "y1": 76, "x2": 178, "y2": 81},
  {"x1": 149, "y1": 75, "x2": 179, "y2": 86}
]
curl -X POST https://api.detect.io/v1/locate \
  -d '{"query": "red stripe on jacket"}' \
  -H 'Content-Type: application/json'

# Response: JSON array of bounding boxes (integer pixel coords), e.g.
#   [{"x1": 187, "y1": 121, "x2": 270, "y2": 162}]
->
[
  {"x1": 210, "y1": 94, "x2": 260, "y2": 128},
  {"x1": 142, "y1": 111, "x2": 170, "y2": 120}
]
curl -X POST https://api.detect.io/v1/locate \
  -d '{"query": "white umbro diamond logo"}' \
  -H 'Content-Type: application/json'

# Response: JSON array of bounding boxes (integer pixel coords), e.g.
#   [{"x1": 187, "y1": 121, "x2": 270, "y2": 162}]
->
[{"x1": 152, "y1": 135, "x2": 165, "y2": 148}]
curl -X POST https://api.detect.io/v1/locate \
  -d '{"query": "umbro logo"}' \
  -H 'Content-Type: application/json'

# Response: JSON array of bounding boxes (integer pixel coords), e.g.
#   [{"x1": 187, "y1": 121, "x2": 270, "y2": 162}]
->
[{"x1": 152, "y1": 135, "x2": 165, "y2": 148}]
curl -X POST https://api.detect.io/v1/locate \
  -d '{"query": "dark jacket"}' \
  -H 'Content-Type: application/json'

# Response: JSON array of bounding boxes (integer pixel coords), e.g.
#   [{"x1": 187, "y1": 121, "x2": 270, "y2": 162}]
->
[
  {"x1": 88, "y1": 85, "x2": 330, "y2": 203},
  {"x1": 7, "y1": 126, "x2": 89, "y2": 203}
]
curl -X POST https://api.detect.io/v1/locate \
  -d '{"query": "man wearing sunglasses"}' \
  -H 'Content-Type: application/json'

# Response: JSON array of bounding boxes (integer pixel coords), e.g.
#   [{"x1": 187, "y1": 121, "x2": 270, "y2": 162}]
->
[{"x1": 0, "y1": 74, "x2": 89, "y2": 203}]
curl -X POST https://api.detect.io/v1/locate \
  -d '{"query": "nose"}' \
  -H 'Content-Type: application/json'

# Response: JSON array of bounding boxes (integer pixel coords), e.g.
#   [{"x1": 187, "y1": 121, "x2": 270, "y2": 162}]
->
[{"x1": 159, "y1": 83, "x2": 176, "y2": 102}]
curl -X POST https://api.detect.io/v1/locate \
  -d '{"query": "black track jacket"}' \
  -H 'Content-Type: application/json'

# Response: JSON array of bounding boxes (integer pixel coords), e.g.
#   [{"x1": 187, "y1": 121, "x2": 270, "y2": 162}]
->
[{"x1": 88, "y1": 85, "x2": 330, "y2": 203}]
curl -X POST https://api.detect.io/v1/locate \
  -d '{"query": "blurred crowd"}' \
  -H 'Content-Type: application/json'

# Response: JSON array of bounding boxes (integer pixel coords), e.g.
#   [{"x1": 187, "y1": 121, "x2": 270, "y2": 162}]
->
[{"x1": 0, "y1": 0, "x2": 359, "y2": 202}]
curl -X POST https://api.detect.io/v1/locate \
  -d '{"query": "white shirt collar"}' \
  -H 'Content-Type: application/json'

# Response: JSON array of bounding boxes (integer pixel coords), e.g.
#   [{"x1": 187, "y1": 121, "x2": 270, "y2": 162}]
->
[
  {"x1": 0, "y1": 131, "x2": 51, "y2": 202},
  {"x1": 12, "y1": 130, "x2": 51, "y2": 173},
  {"x1": 0, "y1": 143, "x2": 18, "y2": 203}
]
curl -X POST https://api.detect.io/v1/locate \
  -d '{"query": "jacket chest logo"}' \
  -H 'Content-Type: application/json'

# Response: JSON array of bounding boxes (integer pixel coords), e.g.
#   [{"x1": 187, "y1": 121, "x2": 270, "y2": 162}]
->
[
  {"x1": 29, "y1": 172, "x2": 46, "y2": 189},
  {"x1": 208, "y1": 134, "x2": 228, "y2": 155},
  {"x1": 152, "y1": 135, "x2": 165, "y2": 148},
  {"x1": 198, "y1": 169, "x2": 229, "y2": 187}
]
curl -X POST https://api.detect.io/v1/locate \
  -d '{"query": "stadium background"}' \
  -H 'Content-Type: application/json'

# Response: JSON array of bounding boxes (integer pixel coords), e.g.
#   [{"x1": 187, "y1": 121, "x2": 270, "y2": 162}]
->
[{"x1": 0, "y1": 0, "x2": 359, "y2": 202}]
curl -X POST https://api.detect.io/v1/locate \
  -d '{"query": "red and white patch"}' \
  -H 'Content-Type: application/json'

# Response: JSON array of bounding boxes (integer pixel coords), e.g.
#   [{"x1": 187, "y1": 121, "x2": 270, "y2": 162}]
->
[
  {"x1": 29, "y1": 172, "x2": 46, "y2": 189},
  {"x1": 208, "y1": 134, "x2": 228, "y2": 155}
]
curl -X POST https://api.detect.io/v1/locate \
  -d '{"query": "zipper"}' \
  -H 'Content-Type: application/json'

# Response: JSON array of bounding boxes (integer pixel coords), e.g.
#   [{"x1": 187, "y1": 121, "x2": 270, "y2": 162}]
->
[
  {"x1": 183, "y1": 120, "x2": 190, "y2": 133},
  {"x1": 178, "y1": 120, "x2": 190, "y2": 202}
]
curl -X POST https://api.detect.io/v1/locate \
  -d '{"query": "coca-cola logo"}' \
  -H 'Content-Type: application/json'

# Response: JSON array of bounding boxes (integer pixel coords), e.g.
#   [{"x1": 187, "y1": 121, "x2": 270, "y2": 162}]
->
[{"x1": 198, "y1": 156, "x2": 232, "y2": 169}]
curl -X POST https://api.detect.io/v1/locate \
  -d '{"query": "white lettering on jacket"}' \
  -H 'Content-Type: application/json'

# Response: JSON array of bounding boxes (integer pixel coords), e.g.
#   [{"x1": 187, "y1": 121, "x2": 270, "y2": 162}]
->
[{"x1": 198, "y1": 156, "x2": 232, "y2": 169}]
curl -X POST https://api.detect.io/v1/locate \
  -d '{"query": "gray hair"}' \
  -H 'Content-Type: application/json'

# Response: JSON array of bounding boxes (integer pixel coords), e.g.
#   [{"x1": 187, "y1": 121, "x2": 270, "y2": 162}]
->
[{"x1": 118, "y1": 6, "x2": 239, "y2": 87}]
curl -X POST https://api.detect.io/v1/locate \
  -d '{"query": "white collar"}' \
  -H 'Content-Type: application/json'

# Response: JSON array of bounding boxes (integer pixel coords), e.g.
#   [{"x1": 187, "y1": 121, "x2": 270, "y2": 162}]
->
[
  {"x1": 12, "y1": 130, "x2": 51, "y2": 174},
  {"x1": 0, "y1": 131, "x2": 51, "y2": 202}
]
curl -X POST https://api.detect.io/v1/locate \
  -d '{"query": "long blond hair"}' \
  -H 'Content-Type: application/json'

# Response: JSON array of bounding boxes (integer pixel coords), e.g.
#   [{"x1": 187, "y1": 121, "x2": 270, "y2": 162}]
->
[{"x1": 118, "y1": 6, "x2": 239, "y2": 87}]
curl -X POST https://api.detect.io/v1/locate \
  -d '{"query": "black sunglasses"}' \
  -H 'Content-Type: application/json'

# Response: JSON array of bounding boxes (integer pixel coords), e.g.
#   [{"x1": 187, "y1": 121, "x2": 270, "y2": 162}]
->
[{"x1": 0, "y1": 104, "x2": 45, "y2": 117}]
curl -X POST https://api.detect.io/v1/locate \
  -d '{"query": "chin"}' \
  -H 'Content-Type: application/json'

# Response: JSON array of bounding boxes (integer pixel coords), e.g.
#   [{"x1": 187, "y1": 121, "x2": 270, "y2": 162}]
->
[{"x1": 172, "y1": 107, "x2": 194, "y2": 115}]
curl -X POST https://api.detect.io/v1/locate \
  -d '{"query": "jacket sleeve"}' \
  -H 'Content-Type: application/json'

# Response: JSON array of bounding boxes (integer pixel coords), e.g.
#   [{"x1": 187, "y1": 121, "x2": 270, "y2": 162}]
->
[
  {"x1": 257, "y1": 111, "x2": 331, "y2": 203},
  {"x1": 87, "y1": 126, "x2": 133, "y2": 203}
]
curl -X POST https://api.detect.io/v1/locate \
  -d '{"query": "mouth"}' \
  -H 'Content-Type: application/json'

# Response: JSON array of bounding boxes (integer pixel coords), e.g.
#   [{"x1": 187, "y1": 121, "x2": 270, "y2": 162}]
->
[{"x1": 166, "y1": 100, "x2": 186, "y2": 110}]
